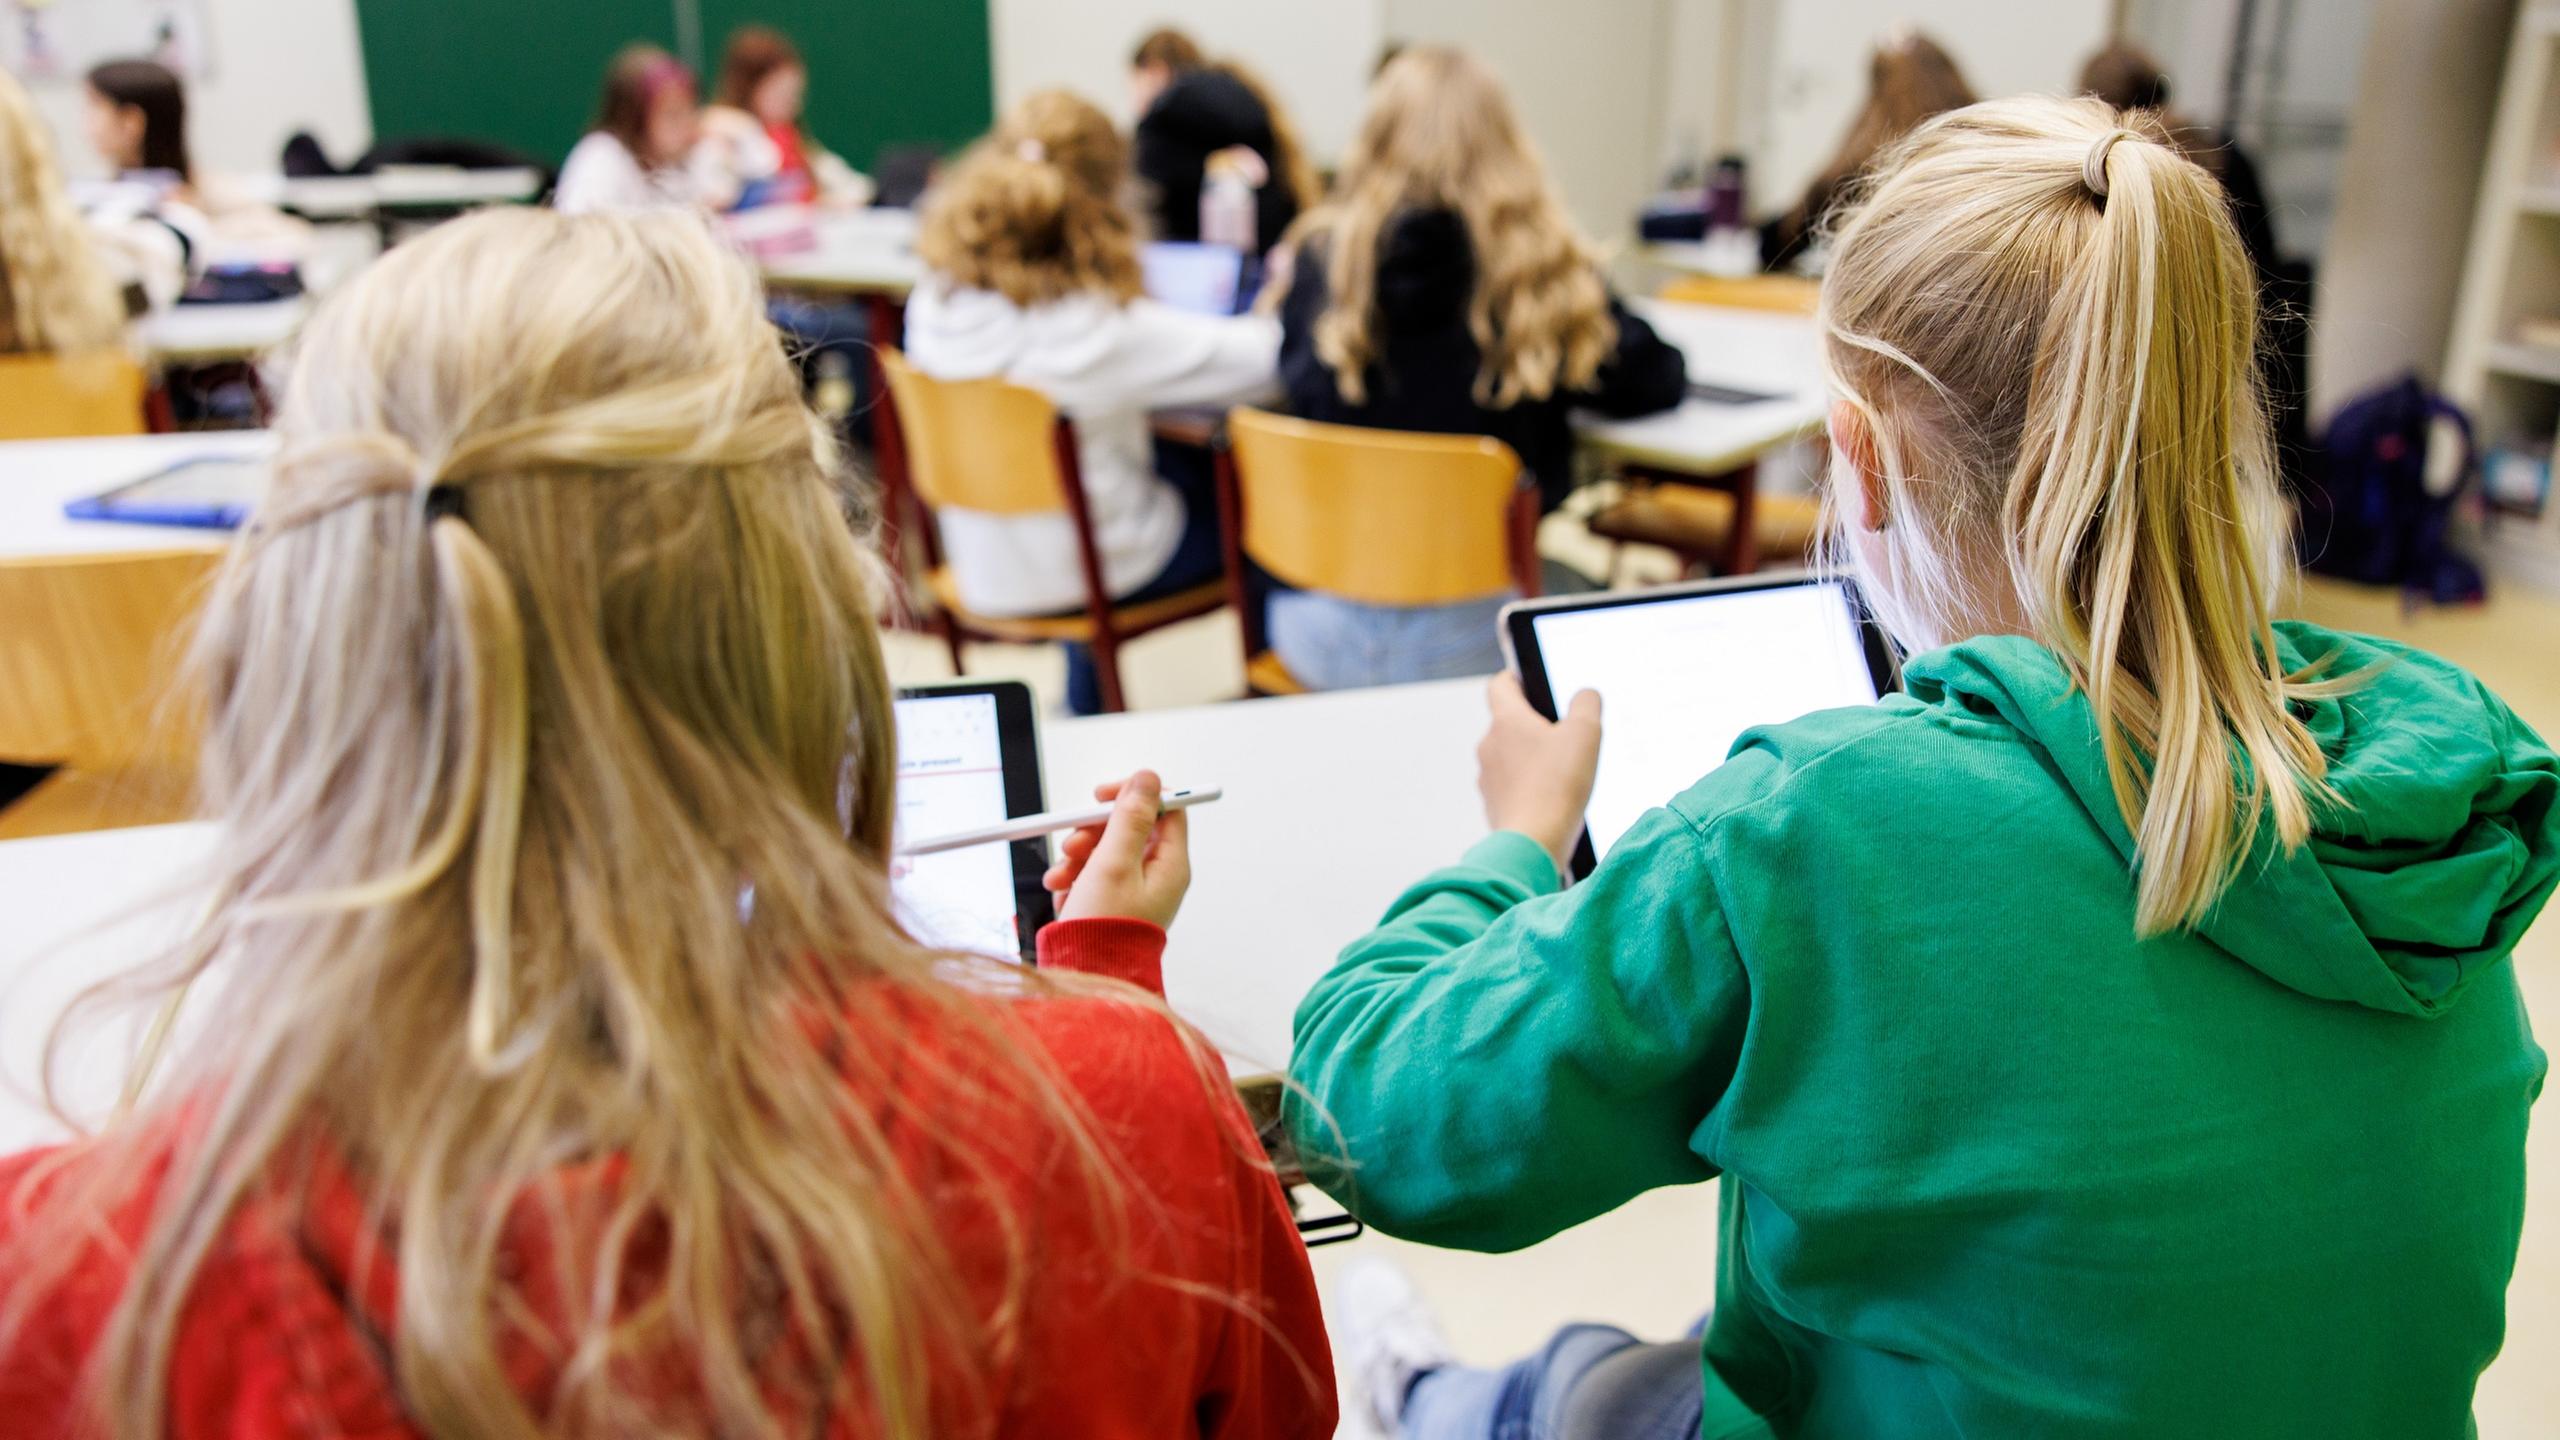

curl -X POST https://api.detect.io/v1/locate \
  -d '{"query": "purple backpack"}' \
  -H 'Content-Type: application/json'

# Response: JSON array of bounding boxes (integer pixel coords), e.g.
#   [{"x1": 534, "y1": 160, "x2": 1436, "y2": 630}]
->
[{"x1": 2298, "y1": 376, "x2": 2483, "y2": 604}]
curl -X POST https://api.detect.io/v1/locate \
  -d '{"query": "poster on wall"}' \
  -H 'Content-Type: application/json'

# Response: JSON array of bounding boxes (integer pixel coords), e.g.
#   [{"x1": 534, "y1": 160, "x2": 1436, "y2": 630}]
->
[{"x1": 4, "y1": 0, "x2": 214, "y2": 84}]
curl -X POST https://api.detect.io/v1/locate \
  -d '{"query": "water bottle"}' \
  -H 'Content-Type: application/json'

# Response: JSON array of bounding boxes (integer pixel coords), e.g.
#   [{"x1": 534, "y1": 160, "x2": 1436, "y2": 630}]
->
[{"x1": 1201, "y1": 151, "x2": 1260, "y2": 255}]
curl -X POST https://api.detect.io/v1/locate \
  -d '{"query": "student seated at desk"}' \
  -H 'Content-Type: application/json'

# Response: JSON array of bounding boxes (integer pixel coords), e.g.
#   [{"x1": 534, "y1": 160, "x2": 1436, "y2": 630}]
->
[
  {"x1": 698, "y1": 25, "x2": 877, "y2": 210},
  {"x1": 907, "y1": 91, "x2": 1279, "y2": 716},
  {"x1": 1128, "y1": 27, "x2": 1319, "y2": 254},
  {"x1": 1289, "y1": 98, "x2": 2555, "y2": 1440},
  {"x1": 1267, "y1": 46, "x2": 1684, "y2": 689},
  {"x1": 0, "y1": 68, "x2": 127, "y2": 357},
  {"x1": 0, "y1": 209, "x2": 1334, "y2": 1440},
  {"x1": 82, "y1": 58, "x2": 308, "y2": 296},
  {"x1": 1757, "y1": 29, "x2": 1972, "y2": 273},
  {"x1": 555, "y1": 45, "x2": 718, "y2": 215}
]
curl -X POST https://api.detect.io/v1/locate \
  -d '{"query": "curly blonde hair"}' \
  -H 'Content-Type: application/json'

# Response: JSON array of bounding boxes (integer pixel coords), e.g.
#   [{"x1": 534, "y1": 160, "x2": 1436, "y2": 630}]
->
[
  {"x1": 915, "y1": 90, "x2": 1143, "y2": 307},
  {"x1": 1285, "y1": 45, "x2": 1613, "y2": 408},
  {"x1": 0, "y1": 67, "x2": 126, "y2": 354}
]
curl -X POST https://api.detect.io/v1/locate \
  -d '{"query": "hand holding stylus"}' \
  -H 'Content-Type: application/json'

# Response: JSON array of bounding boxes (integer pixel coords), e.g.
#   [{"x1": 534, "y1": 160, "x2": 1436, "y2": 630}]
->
[{"x1": 1045, "y1": 770, "x2": 1193, "y2": 929}]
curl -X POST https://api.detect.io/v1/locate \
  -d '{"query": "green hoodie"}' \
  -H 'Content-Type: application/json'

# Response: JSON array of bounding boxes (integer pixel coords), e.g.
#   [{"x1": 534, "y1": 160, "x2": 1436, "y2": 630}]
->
[{"x1": 1287, "y1": 622, "x2": 2554, "y2": 1439}]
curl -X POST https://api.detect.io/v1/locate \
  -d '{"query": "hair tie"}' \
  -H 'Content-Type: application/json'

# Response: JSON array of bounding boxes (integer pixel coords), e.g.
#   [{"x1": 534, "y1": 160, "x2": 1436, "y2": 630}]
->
[
  {"x1": 424, "y1": 483, "x2": 469, "y2": 524},
  {"x1": 1015, "y1": 138, "x2": 1047, "y2": 164},
  {"x1": 2083, "y1": 128, "x2": 2136, "y2": 201}
]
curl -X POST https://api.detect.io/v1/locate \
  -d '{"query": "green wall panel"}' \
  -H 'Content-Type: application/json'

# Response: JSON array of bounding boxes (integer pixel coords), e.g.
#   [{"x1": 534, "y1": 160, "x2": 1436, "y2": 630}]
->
[{"x1": 356, "y1": 0, "x2": 993, "y2": 173}]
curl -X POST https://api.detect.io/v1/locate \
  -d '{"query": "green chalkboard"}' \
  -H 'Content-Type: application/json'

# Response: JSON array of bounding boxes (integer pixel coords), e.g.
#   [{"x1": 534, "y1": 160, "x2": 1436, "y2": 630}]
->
[{"x1": 355, "y1": 0, "x2": 993, "y2": 174}]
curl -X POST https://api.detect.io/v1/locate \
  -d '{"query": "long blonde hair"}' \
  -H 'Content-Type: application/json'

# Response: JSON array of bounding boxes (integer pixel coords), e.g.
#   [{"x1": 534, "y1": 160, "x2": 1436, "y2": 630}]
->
[
  {"x1": 0, "y1": 66, "x2": 126, "y2": 354},
  {"x1": 916, "y1": 90, "x2": 1143, "y2": 306},
  {"x1": 1, "y1": 209, "x2": 1173, "y2": 1438},
  {"x1": 1287, "y1": 45, "x2": 1612, "y2": 408},
  {"x1": 1819, "y1": 96, "x2": 2336, "y2": 936}
]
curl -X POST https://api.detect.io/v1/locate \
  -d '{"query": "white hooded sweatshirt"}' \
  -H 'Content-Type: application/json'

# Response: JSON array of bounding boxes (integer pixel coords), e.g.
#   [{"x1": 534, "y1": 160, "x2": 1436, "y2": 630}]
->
[{"x1": 901, "y1": 279, "x2": 1278, "y2": 617}]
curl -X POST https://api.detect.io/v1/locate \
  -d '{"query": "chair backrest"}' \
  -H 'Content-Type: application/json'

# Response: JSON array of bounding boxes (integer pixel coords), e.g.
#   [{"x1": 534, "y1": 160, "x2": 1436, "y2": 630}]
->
[
  {"x1": 0, "y1": 549, "x2": 218, "y2": 768},
  {"x1": 1655, "y1": 274, "x2": 1820, "y2": 314},
  {"x1": 1224, "y1": 409, "x2": 1533, "y2": 606},
  {"x1": 878, "y1": 349, "x2": 1069, "y2": 516},
  {"x1": 0, "y1": 352, "x2": 150, "y2": 441}
]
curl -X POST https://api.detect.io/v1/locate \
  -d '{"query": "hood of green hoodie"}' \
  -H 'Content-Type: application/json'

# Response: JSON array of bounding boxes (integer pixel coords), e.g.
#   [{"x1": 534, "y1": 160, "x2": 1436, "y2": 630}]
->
[{"x1": 1902, "y1": 621, "x2": 2560, "y2": 1017}]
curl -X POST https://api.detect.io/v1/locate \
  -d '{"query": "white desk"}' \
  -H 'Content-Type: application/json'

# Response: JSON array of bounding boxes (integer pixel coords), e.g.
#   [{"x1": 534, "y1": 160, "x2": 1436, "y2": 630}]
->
[
  {"x1": 0, "y1": 677, "x2": 1491, "y2": 1150},
  {"x1": 0, "y1": 432, "x2": 266, "y2": 559},
  {"x1": 237, "y1": 168, "x2": 545, "y2": 221},
  {"x1": 138, "y1": 299, "x2": 308, "y2": 366},
  {"x1": 1575, "y1": 299, "x2": 1826, "y2": 477},
  {"x1": 752, "y1": 208, "x2": 924, "y2": 299}
]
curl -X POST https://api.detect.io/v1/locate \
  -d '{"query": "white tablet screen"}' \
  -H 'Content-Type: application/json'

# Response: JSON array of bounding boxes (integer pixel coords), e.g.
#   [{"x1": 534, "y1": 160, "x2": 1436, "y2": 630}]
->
[
  {"x1": 891, "y1": 693, "x2": 1022, "y2": 960},
  {"x1": 1529, "y1": 580, "x2": 1880, "y2": 860}
]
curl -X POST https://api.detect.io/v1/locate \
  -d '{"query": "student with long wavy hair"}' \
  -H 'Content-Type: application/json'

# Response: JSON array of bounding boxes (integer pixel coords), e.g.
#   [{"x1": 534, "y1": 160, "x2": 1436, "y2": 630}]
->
[
  {"x1": 1128, "y1": 26, "x2": 1319, "y2": 254},
  {"x1": 698, "y1": 26, "x2": 876, "y2": 209},
  {"x1": 1267, "y1": 45, "x2": 1685, "y2": 689},
  {"x1": 0, "y1": 208, "x2": 1334, "y2": 1439},
  {"x1": 907, "y1": 90, "x2": 1278, "y2": 715},
  {"x1": 1291, "y1": 97, "x2": 2553, "y2": 1439},
  {"x1": 1757, "y1": 28, "x2": 1972, "y2": 271},
  {"x1": 0, "y1": 67, "x2": 127, "y2": 355}
]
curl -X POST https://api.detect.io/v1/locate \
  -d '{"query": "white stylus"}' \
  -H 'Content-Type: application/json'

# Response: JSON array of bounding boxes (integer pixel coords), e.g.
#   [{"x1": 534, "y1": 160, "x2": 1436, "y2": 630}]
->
[{"x1": 896, "y1": 786, "x2": 1223, "y2": 856}]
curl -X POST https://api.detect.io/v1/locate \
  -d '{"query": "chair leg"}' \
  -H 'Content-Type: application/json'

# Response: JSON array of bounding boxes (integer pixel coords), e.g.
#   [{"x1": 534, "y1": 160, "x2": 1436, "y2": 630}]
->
[
  {"x1": 937, "y1": 613, "x2": 967, "y2": 677},
  {"x1": 1092, "y1": 629, "x2": 1128, "y2": 714}
]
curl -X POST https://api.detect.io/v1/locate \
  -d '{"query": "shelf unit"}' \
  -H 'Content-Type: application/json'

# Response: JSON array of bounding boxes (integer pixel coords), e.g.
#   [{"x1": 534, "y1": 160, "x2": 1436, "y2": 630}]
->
[{"x1": 2446, "y1": 0, "x2": 2560, "y2": 593}]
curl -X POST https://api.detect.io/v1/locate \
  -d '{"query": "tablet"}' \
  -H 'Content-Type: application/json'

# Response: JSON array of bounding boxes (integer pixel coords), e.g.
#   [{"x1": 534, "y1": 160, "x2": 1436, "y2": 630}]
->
[
  {"x1": 64, "y1": 456, "x2": 267, "y2": 530},
  {"x1": 1141, "y1": 240, "x2": 1248, "y2": 316},
  {"x1": 892, "y1": 681, "x2": 1056, "y2": 964},
  {"x1": 1503, "y1": 573, "x2": 1896, "y2": 877}
]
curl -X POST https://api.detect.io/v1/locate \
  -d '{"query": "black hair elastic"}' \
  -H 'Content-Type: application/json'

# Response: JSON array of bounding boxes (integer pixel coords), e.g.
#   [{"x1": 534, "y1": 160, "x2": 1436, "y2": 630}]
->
[{"x1": 424, "y1": 484, "x2": 468, "y2": 523}]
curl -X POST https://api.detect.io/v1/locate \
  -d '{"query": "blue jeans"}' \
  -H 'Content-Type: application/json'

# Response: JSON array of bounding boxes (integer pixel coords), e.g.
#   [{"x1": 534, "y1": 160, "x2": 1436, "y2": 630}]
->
[
  {"x1": 1061, "y1": 439, "x2": 1225, "y2": 715},
  {"x1": 1264, "y1": 589, "x2": 1512, "y2": 690},
  {"x1": 1403, "y1": 1323, "x2": 1763, "y2": 1440}
]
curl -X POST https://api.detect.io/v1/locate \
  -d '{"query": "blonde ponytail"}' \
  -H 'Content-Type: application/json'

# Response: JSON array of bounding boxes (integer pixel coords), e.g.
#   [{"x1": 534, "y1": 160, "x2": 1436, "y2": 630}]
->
[{"x1": 1821, "y1": 97, "x2": 2341, "y2": 935}]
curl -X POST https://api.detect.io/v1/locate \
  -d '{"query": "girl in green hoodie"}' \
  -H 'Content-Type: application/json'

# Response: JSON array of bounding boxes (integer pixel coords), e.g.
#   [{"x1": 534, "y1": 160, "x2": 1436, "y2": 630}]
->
[{"x1": 1288, "y1": 95, "x2": 2556, "y2": 1440}]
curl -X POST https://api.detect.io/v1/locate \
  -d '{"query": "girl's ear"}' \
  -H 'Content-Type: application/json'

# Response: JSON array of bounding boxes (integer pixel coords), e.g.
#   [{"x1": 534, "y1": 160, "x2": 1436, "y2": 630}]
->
[{"x1": 1826, "y1": 398, "x2": 1890, "y2": 533}]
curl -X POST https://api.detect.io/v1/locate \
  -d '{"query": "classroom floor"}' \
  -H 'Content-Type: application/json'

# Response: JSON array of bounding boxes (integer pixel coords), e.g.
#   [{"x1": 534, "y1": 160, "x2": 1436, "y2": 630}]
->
[{"x1": 879, "y1": 550, "x2": 2560, "y2": 1439}]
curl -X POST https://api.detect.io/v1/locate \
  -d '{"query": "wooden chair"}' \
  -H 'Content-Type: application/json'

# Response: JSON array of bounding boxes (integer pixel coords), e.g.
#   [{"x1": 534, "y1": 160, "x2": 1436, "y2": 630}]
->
[
  {"x1": 1588, "y1": 479, "x2": 1826, "y2": 582},
  {"x1": 0, "y1": 352, "x2": 150, "y2": 441},
  {"x1": 1655, "y1": 273, "x2": 1821, "y2": 314},
  {"x1": 875, "y1": 349, "x2": 1226, "y2": 713},
  {"x1": 0, "y1": 549, "x2": 217, "y2": 838},
  {"x1": 1216, "y1": 409, "x2": 1541, "y2": 696}
]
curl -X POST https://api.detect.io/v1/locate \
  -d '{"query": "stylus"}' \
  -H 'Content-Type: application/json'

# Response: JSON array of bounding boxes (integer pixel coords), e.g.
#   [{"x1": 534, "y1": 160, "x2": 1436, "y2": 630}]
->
[{"x1": 896, "y1": 786, "x2": 1224, "y2": 856}]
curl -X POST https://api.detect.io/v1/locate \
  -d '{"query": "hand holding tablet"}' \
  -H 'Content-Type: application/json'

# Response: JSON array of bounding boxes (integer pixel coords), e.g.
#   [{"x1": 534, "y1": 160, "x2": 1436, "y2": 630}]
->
[
  {"x1": 1477, "y1": 675, "x2": 1603, "y2": 876},
  {"x1": 1498, "y1": 573, "x2": 1897, "y2": 877}
]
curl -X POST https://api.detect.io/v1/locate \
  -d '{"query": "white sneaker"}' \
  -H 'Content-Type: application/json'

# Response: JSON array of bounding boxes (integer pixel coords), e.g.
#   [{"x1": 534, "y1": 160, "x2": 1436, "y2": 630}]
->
[{"x1": 1334, "y1": 1256, "x2": 1457, "y2": 1433}]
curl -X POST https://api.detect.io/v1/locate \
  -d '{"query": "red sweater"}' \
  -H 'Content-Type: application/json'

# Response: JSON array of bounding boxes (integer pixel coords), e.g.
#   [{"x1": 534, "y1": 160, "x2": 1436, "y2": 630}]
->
[{"x1": 0, "y1": 918, "x2": 1335, "y2": 1438}]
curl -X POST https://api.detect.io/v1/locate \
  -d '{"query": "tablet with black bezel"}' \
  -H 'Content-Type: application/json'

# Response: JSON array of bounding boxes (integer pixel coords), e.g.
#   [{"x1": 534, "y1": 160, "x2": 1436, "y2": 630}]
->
[
  {"x1": 1501, "y1": 572, "x2": 1898, "y2": 879},
  {"x1": 892, "y1": 680, "x2": 1056, "y2": 965}
]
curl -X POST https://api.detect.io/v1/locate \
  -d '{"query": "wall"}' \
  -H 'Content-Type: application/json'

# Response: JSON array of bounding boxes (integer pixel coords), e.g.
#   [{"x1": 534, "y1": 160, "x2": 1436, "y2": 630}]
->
[
  {"x1": 25, "y1": 0, "x2": 372, "y2": 179},
  {"x1": 987, "y1": 0, "x2": 1382, "y2": 161},
  {"x1": 1382, "y1": 0, "x2": 1671, "y2": 244},
  {"x1": 2309, "y1": 0, "x2": 2520, "y2": 417},
  {"x1": 1751, "y1": 0, "x2": 2111, "y2": 205}
]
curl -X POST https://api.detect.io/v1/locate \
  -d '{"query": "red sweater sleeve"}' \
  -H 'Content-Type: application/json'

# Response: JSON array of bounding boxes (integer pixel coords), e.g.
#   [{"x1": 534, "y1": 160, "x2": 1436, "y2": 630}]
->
[
  {"x1": 1034, "y1": 917, "x2": 1168, "y2": 993},
  {"x1": 1191, "y1": 1073, "x2": 1339, "y2": 1438}
]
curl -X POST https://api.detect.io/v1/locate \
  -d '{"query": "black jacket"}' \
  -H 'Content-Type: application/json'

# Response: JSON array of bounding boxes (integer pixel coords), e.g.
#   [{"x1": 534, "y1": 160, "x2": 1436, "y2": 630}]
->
[
  {"x1": 1133, "y1": 69, "x2": 1299, "y2": 254},
  {"x1": 1278, "y1": 209, "x2": 1687, "y2": 507}
]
